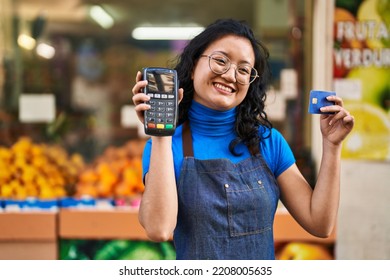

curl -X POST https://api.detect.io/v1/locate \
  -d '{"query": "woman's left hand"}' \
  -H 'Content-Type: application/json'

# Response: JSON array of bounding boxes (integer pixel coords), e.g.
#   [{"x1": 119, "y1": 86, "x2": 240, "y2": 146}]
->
[{"x1": 319, "y1": 95, "x2": 355, "y2": 146}]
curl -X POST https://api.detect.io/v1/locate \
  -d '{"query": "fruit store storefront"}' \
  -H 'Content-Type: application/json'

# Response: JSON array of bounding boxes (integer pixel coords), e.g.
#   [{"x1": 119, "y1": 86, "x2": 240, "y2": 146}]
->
[{"x1": 1, "y1": 0, "x2": 389, "y2": 260}]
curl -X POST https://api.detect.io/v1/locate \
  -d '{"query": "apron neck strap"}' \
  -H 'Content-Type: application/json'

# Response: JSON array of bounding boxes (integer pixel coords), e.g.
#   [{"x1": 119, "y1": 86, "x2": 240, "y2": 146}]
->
[{"x1": 182, "y1": 121, "x2": 194, "y2": 157}]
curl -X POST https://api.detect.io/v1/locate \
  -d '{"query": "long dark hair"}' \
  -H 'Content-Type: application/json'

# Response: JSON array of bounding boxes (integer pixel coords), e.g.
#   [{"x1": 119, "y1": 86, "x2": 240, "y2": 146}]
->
[{"x1": 174, "y1": 19, "x2": 272, "y2": 156}]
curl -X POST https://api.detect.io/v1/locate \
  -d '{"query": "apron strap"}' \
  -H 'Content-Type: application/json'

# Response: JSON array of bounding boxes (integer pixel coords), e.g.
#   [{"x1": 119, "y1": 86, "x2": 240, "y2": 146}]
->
[{"x1": 182, "y1": 121, "x2": 194, "y2": 157}]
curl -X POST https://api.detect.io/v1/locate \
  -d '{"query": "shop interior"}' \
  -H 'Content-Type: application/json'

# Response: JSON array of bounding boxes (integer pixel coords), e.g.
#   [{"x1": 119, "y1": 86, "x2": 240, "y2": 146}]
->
[{"x1": 3, "y1": 0, "x2": 384, "y2": 260}]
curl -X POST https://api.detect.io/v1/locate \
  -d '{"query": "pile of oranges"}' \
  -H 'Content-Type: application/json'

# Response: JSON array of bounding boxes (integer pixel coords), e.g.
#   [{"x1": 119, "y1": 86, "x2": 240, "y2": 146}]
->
[{"x1": 75, "y1": 139, "x2": 145, "y2": 199}]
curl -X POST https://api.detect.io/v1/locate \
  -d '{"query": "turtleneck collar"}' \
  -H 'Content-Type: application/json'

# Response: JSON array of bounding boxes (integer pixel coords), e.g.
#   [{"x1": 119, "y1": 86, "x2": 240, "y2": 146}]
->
[{"x1": 188, "y1": 100, "x2": 237, "y2": 136}]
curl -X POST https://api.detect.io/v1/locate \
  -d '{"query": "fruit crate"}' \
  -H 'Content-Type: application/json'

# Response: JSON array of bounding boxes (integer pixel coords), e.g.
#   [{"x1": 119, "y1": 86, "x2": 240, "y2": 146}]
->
[
  {"x1": 59, "y1": 208, "x2": 146, "y2": 240},
  {"x1": 274, "y1": 208, "x2": 336, "y2": 244},
  {"x1": 0, "y1": 212, "x2": 57, "y2": 260}
]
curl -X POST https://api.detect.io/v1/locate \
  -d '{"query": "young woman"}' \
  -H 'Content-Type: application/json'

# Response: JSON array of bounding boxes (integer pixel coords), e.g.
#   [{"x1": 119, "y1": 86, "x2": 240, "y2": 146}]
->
[{"x1": 131, "y1": 19, "x2": 354, "y2": 260}]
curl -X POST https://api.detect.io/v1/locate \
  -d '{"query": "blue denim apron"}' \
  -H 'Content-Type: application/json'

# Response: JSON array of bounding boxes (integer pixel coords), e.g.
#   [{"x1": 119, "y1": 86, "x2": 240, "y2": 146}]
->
[{"x1": 173, "y1": 122, "x2": 280, "y2": 259}]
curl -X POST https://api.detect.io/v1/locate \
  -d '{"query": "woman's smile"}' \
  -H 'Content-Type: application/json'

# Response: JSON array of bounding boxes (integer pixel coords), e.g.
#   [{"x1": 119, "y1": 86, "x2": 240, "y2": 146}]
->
[{"x1": 213, "y1": 82, "x2": 235, "y2": 95}]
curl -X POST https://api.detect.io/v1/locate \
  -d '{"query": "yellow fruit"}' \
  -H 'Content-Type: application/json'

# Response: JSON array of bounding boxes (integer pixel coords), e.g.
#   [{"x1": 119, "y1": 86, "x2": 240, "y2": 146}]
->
[
  {"x1": 357, "y1": 0, "x2": 386, "y2": 48},
  {"x1": 1, "y1": 184, "x2": 13, "y2": 198},
  {"x1": 347, "y1": 67, "x2": 389, "y2": 108},
  {"x1": 54, "y1": 187, "x2": 66, "y2": 198},
  {"x1": 0, "y1": 138, "x2": 86, "y2": 199},
  {"x1": 31, "y1": 145, "x2": 44, "y2": 157},
  {"x1": 14, "y1": 157, "x2": 28, "y2": 170},
  {"x1": 0, "y1": 147, "x2": 12, "y2": 162},
  {"x1": 25, "y1": 183, "x2": 39, "y2": 197},
  {"x1": 123, "y1": 168, "x2": 138, "y2": 185},
  {"x1": 31, "y1": 156, "x2": 48, "y2": 169},
  {"x1": 71, "y1": 153, "x2": 85, "y2": 169},
  {"x1": 0, "y1": 166, "x2": 11, "y2": 181},
  {"x1": 12, "y1": 137, "x2": 33, "y2": 153},
  {"x1": 278, "y1": 242, "x2": 333, "y2": 260},
  {"x1": 15, "y1": 187, "x2": 28, "y2": 200},
  {"x1": 21, "y1": 167, "x2": 36, "y2": 183},
  {"x1": 40, "y1": 187, "x2": 56, "y2": 199},
  {"x1": 342, "y1": 103, "x2": 390, "y2": 160}
]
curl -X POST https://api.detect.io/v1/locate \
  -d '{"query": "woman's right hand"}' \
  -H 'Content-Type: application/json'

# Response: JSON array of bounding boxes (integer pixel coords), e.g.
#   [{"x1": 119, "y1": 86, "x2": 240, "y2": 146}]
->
[
  {"x1": 131, "y1": 71, "x2": 184, "y2": 125},
  {"x1": 131, "y1": 71, "x2": 151, "y2": 124}
]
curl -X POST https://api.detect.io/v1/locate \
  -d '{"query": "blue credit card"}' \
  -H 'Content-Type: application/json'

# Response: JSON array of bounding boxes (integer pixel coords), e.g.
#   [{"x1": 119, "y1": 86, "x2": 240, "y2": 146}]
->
[{"x1": 308, "y1": 90, "x2": 336, "y2": 114}]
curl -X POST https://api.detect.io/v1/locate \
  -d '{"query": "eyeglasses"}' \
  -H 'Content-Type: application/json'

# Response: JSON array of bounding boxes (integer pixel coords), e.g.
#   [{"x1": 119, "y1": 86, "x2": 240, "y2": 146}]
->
[{"x1": 200, "y1": 52, "x2": 259, "y2": 85}]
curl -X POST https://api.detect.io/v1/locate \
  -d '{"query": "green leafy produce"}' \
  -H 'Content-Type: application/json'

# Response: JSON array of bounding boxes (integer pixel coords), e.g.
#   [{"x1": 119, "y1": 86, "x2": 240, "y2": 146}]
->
[
  {"x1": 94, "y1": 240, "x2": 134, "y2": 260},
  {"x1": 61, "y1": 239, "x2": 177, "y2": 260},
  {"x1": 160, "y1": 242, "x2": 176, "y2": 260},
  {"x1": 60, "y1": 240, "x2": 90, "y2": 260},
  {"x1": 118, "y1": 241, "x2": 163, "y2": 260}
]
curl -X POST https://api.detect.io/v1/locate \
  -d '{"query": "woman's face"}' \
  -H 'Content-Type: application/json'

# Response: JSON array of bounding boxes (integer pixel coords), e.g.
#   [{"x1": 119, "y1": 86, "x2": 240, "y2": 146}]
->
[{"x1": 192, "y1": 35, "x2": 255, "y2": 111}]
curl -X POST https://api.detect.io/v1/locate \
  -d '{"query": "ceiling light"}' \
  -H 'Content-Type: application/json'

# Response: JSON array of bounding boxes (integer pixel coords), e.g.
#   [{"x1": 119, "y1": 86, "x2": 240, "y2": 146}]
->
[
  {"x1": 89, "y1": 5, "x2": 114, "y2": 29},
  {"x1": 36, "y1": 43, "x2": 55, "y2": 59},
  {"x1": 18, "y1": 34, "x2": 36, "y2": 50},
  {"x1": 132, "y1": 26, "x2": 204, "y2": 40}
]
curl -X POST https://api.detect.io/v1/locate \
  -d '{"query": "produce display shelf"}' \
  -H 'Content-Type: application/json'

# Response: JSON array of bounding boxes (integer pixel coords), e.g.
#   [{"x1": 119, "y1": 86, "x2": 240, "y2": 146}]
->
[
  {"x1": 59, "y1": 208, "x2": 336, "y2": 243},
  {"x1": 0, "y1": 212, "x2": 57, "y2": 240},
  {"x1": 59, "y1": 208, "x2": 146, "y2": 240},
  {"x1": 273, "y1": 208, "x2": 336, "y2": 244},
  {"x1": 0, "y1": 207, "x2": 335, "y2": 260},
  {"x1": 0, "y1": 212, "x2": 58, "y2": 260}
]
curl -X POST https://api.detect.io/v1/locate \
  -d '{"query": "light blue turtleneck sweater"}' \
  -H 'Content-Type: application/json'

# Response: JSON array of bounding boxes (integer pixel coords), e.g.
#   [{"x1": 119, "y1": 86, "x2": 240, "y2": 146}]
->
[{"x1": 142, "y1": 101, "x2": 295, "y2": 182}]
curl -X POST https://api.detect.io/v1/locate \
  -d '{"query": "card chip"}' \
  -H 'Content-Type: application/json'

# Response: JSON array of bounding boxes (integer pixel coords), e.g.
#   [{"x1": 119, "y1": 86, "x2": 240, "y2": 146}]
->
[{"x1": 312, "y1": 97, "x2": 318, "y2": 104}]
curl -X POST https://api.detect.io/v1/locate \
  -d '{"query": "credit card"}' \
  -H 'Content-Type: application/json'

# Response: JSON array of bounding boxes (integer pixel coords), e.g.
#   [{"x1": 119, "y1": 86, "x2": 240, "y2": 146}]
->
[{"x1": 308, "y1": 90, "x2": 336, "y2": 114}]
